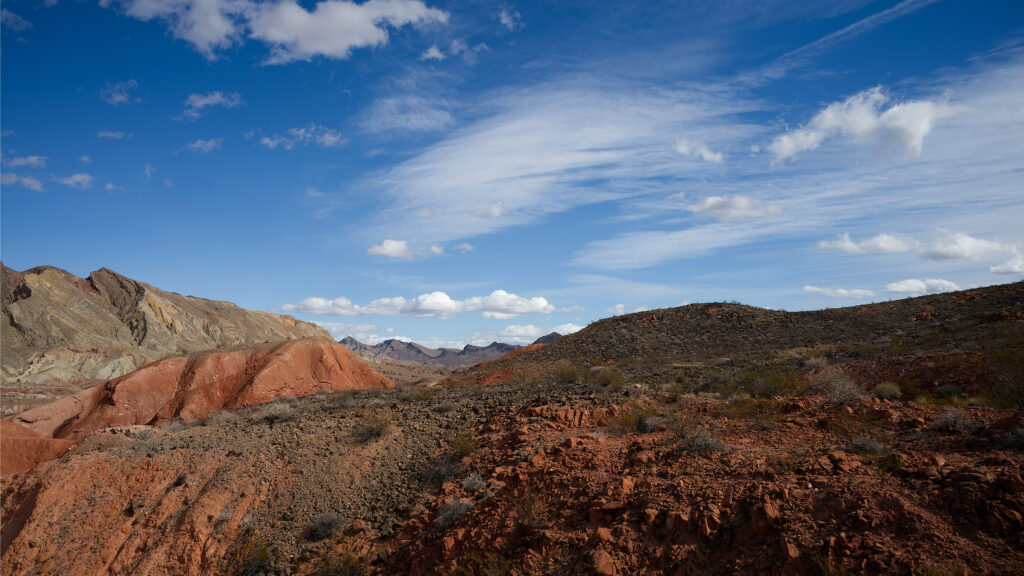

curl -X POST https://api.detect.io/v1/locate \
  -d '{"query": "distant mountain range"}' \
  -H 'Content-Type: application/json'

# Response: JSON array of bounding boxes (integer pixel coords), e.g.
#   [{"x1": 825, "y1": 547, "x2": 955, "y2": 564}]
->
[{"x1": 338, "y1": 332, "x2": 561, "y2": 368}]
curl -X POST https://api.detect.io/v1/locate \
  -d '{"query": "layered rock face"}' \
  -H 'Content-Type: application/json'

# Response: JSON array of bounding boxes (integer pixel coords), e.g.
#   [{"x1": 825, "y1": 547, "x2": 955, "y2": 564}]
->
[
  {"x1": 2, "y1": 338, "x2": 392, "y2": 473},
  {"x1": 2, "y1": 264, "x2": 329, "y2": 386}
]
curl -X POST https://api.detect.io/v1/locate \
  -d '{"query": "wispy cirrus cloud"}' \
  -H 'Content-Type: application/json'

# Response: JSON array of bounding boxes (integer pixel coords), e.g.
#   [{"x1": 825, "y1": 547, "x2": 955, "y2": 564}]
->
[
  {"x1": 98, "y1": 131, "x2": 132, "y2": 139},
  {"x1": 1, "y1": 173, "x2": 44, "y2": 191},
  {"x1": 5, "y1": 156, "x2": 46, "y2": 168},
  {"x1": 257, "y1": 124, "x2": 344, "y2": 149},
  {"x1": 803, "y1": 285, "x2": 875, "y2": 299},
  {"x1": 185, "y1": 138, "x2": 223, "y2": 153},
  {"x1": 55, "y1": 173, "x2": 94, "y2": 189},
  {"x1": 101, "y1": 80, "x2": 139, "y2": 105}
]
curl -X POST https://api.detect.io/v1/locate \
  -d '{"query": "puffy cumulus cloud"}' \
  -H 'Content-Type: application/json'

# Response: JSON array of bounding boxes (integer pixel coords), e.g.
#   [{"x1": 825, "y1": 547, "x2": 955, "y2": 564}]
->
[
  {"x1": 144, "y1": 164, "x2": 157, "y2": 179},
  {"x1": 498, "y1": 322, "x2": 583, "y2": 344},
  {"x1": 884, "y1": 278, "x2": 960, "y2": 296},
  {"x1": 80, "y1": 156, "x2": 92, "y2": 164},
  {"x1": 5, "y1": 156, "x2": 46, "y2": 168},
  {"x1": 770, "y1": 86, "x2": 956, "y2": 161},
  {"x1": 454, "y1": 242, "x2": 474, "y2": 253},
  {"x1": 282, "y1": 289, "x2": 557, "y2": 318},
  {"x1": 100, "y1": 79, "x2": 139, "y2": 106},
  {"x1": 498, "y1": 6, "x2": 522, "y2": 31},
  {"x1": 447, "y1": 38, "x2": 488, "y2": 62},
  {"x1": 419, "y1": 44, "x2": 445, "y2": 61},
  {"x1": 314, "y1": 321, "x2": 402, "y2": 343},
  {"x1": 180, "y1": 91, "x2": 243, "y2": 120},
  {"x1": 116, "y1": 0, "x2": 250, "y2": 58},
  {"x1": 675, "y1": 138, "x2": 723, "y2": 163},
  {"x1": 368, "y1": 239, "x2": 413, "y2": 259},
  {"x1": 258, "y1": 124, "x2": 344, "y2": 149},
  {"x1": 185, "y1": 138, "x2": 223, "y2": 153},
  {"x1": 360, "y1": 96, "x2": 452, "y2": 133},
  {"x1": 608, "y1": 304, "x2": 650, "y2": 316},
  {"x1": 98, "y1": 131, "x2": 131, "y2": 139},
  {"x1": 55, "y1": 173, "x2": 94, "y2": 189},
  {"x1": 429, "y1": 245, "x2": 444, "y2": 255},
  {"x1": 105, "y1": 182, "x2": 124, "y2": 191},
  {"x1": 817, "y1": 232, "x2": 917, "y2": 254},
  {"x1": 248, "y1": 0, "x2": 448, "y2": 64},
  {"x1": 1, "y1": 173, "x2": 44, "y2": 191},
  {"x1": 991, "y1": 254, "x2": 1024, "y2": 275},
  {"x1": 802, "y1": 285, "x2": 874, "y2": 298},
  {"x1": 474, "y1": 201, "x2": 504, "y2": 219},
  {"x1": 686, "y1": 194, "x2": 781, "y2": 221},
  {"x1": 920, "y1": 231, "x2": 1017, "y2": 261}
]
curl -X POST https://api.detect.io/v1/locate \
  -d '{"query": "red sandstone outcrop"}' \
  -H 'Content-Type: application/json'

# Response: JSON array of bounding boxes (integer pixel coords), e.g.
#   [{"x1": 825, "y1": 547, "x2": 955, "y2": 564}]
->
[{"x1": 1, "y1": 338, "x2": 391, "y2": 474}]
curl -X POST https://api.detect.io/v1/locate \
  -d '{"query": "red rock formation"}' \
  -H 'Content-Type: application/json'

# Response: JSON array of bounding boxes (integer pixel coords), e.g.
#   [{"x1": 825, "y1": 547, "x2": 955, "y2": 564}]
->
[{"x1": 1, "y1": 338, "x2": 391, "y2": 474}]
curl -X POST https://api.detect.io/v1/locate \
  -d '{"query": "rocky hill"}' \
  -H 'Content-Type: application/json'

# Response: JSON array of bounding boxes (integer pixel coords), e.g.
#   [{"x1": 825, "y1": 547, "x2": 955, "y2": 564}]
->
[
  {"x1": 339, "y1": 337, "x2": 519, "y2": 368},
  {"x1": 1, "y1": 263, "x2": 329, "y2": 395},
  {"x1": 1, "y1": 338, "x2": 391, "y2": 474}
]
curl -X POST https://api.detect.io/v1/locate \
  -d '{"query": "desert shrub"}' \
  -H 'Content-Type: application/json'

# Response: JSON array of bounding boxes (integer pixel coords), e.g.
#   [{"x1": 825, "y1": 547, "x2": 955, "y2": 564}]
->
[
  {"x1": 933, "y1": 408, "x2": 985, "y2": 433},
  {"x1": 682, "y1": 428, "x2": 730, "y2": 456},
  {"x1": 254, "y1": 400, "x2": 295, "y2": 424},
  {"x1": 354, "y1": 411, "x2": 391, "y2": 443},
  {"x1": 985, "y1": 351, "x2": 1024, "y2": 409},
  {"x1": 551, "y1": 360, "x2": 579, "y2": 385},
  {"x1": 434, "y1": 500, "x2": 474, "y2": 529},
  {"x1": 314, "y1": 552, "x2": 367, "y2": 576},
  {"x1": 726, "y1": 391, "x2": 752, "y2": 404},
  {"x1": 306, "y1": 513, "x2": 345, "y2": 542},
  {"x1": 515, "y1": 485, "x2": 547, "y2": 532},
  {"x1": 589, "y1": 367, "x2": 626, "y2": 391},
  {"x1": 820, "y1": 376, "x2": 864, "y2": 405},
  {"x1": 223, "y1": 532, "x2": 274, "y2": 576},
  {"x1": 935, "y1": 384, "x2": 962, "y2": 400},
  {"x1": 404, "y1": 386, "x2": 436, "y2": 402},
  {"x1": 608, "y1": 404, "x2": 664, "y2": 434},
  {"x1": 848, "y1": 436, "x2": 886, "y2": 456},
  {"x1": 739, "y1": 365, "x2": 806, "y2": 398},
  {"x1": 448, "y1": 430, "x2": 478, "y2": 457},
  {"x1": 461, "y1": 473, "x2": 485, "y2": 492},
  {"x1": 428, "y1": 455, "x2": 464, "y2": 486},
  {"x1": 324, "y1": 390, "x2": 353, "y2": 408},
  {"x1": 873, "y1": 382, "x2": 902, "y2": 401},
  {"x1": 456, "y1": 552, "x2": 515, "y2": 576},
  {"x1": 725, "y1": 398, "x2": 780, "y2": 430},
  {"x1": 203, "y1": 411, "x2": 237, "y2": 426}
]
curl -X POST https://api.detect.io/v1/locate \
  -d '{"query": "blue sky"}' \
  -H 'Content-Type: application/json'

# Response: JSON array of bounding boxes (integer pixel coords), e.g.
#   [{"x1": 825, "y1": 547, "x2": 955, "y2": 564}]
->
[{"x1": 2, "y1": 0, "x2": 1023, "y2": 348}]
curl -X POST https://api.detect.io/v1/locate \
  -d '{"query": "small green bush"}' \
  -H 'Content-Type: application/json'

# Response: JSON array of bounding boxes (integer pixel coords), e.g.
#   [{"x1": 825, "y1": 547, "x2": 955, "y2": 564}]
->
[
  {"x1": 355, "y1": 411, "x2": 391, "y2": 443},
  {"x1": 821, "y1": 376, "x2": 864, "y2": 405},
  {"x1": 607, "y1": 404, "x2": 663, "y2": 434},
  {"x1": 314, "y1": 552, "x2": 367, "y2": 576},
  {"x1": 449, "y1": 430, "x2": 478, "y2": 457},
  {"x1": 589, "y1": 367, "x2": 626, "y2": 391},
  {"x1": 683, "y1": 428, "x2": 730, "y2": 456},
  {"x1": 873, "y1": 382, "x2": 902, "y2": 400},
  {"x1": 935, "y1": 384, "x2": 962, "y2": 400},
  {"x1": 933, "y1": 408, "x2": 985, "y2": 433},
  {"x1": 551, "y1": 360, "x2": 579, "y2": 385},
  {"x1": 223, "y1": 532, "x2": 274, "y2": 576}
]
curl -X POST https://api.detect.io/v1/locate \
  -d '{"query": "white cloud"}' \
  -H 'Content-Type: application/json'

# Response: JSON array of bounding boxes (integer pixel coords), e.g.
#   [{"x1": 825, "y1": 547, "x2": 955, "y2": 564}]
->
[
  {"x1": 991, "y1": 255, "x2": 1024, "y2": 275},
  {"x1": 180, "y1": 91, "x2": 243, "y2": 120},
  {"x1": 1, "y1": 9, "x2": 32, "y2": 31},
  {"x1": 447, "y1": 38, "x2": 488, "y2": 62},
  {"x1": 185, "y1": 138, "x2": 223, "y2": 153},
  {"x1": 101, "y1": 80, "x2": 139, "y2": 106},
  {"x1": 498, "y1": 322, "x2": 582, "y2": 344},
  {"x1": 315, "y1": 321, "x2": 394, "y2": 343},
  {"x1": 675, "y1": 138, "x2": 723, "y2": 163},
  {"x1": 884, "y1": 278, "x2": 960, "y2": 296},
  {"x1": 429, "y1": 245, "x2": 444, "y2": 255},
  {"x1": 608, "y1": 304, "x2": 650, "y2": 316},
  {"x1": 474, "y1": 201, "x2": 504, "y2": 219},
  {"x1": 163, "y1": 178, "x2": 174, "y2": 188},
  {"x1": 1, "y1": 173, "x2": 44, "y2": 191},
  {"x1": 5, "y1": 156, "x2": 46, "y2": 168},
  {"x1": 55, "y1": 173, "x2": 94, "y2": 189},
  {"x1": 368, "y1": 239, "x2": 413, "y2": 259},
  {"x1": 419, "y1": 44, "x2": 445, "y2": 61},
  {"x1": 144, "y1": 164, "x2": 156, "y2": 179},
  {"x1": 770, "y1": 86, "x2": 956, "y2": 161},
  {"x1": 80, "y1": 156, "x2": 92, "y2": 164},
  {"x1": 454, "y1": 242, "x2": 474, "y2": 253},
  {"x1": 687, "y1": 194, "x2": 781, "y2": 221},
  {"x1": 98, "y1": 131, "x2": 131, "y2": 139},
  {"x1": 803, "y1": 285, "x2": 875, "y2": 298},
  {"x1": 248, "y1": 0, "x2": 449, "y2": 64},
  {"x1": 361, "y1": 96, "x2": 452, "y2": 133},
  {"x1": 817, "y1": 232, "x2": 916, "y2": 254},
  {"x1": 498, "y1": 6, "x2": 522, "y2": 31},
  {"x1": 283, "y1": 289, "x2": 557, "y2": 318},
  {"x1": 920, "y1": 231, "x2": 1017, "y2": 261},
  {"x1": 105, "y1": 182, "x2": 124, "y2": 191},
  {"x1": 365, "y1": 83, "x2": 757, "y2": 248},
  {"x1": 259, "y1": 124, "x2": 344, "y2": 149},
  {"x1": 118, "y1": 0, "x2": 250, "y2": 58}
]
